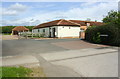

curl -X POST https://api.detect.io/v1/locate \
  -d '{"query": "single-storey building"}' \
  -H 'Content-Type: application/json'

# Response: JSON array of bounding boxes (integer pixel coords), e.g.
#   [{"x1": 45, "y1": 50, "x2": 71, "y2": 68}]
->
[
  {"x1": 12, "y1": 26, "x2": 29, "y2": 35},
  {"x1": 32, "y1": 19, "x2": 103, "y2": 38}
]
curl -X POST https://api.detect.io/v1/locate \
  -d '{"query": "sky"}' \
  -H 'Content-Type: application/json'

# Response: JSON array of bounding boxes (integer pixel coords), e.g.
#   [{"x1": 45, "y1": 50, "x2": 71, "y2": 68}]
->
[{"x1": 0, "y1": 2, "x2": 118, "y2": 26}]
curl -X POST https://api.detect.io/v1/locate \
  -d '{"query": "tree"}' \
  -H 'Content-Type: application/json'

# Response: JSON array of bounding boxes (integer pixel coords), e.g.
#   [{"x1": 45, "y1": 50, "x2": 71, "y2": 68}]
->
[
  {"x1": 103, "y1": 11, "x2": 118, "y2": 23},
  {"x1": 85, "y1": 10, "x2": 120, "y2": 46},
  {"x1": 2, "y1": 26, "x2": 15, "y2": 34},
  {"x1": 103, "y1": 10, "x2": 120, "y2": 28},
  {"x1": 24, "y1": 26, "x2": 34, "y2": 31}
]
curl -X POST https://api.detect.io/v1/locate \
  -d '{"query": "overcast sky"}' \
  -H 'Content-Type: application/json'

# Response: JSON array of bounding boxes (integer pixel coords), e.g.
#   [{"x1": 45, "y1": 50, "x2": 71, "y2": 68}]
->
[{"x1": 1, "y1": 2, "x2": 118, "y2": 26}]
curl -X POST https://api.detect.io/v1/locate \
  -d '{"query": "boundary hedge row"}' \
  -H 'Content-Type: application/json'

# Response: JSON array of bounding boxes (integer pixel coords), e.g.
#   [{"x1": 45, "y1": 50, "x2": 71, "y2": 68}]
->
[{"x1": 85, "y1": 23, "x2": 119, "y2": 46}]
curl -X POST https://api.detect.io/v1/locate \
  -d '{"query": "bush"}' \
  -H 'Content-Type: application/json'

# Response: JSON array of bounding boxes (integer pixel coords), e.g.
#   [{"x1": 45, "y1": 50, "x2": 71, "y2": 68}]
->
[{"x1": 85, "y1": 23, "x2": 120, "y2": 46}]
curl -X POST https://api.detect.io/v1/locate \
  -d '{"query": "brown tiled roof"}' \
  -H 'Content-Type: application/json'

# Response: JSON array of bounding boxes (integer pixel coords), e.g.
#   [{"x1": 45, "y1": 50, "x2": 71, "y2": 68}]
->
[
  {"x1": 69, "y1": 20, "x2": 87, "y2": 26},
  {"x1": 12, "y1": 26, "x2": 29, "y2": 31},
  {"x1": 33, "y1": 19, "x2": 80, "y2": 29},
  {"x1": 90, "y1": 22, "x2": 104, "y2": 26},
  {"x1": 69, "y1": 20, "x2": 104, "y2": 26},
  {"x1": 33, "y1": 19, "x2": 104, "y2": 29}
]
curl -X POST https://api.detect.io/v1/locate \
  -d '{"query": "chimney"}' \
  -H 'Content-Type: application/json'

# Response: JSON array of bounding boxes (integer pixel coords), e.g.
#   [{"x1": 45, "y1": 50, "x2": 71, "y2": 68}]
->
[{"x1": 87, "y1": 23, "x2": 90, "y2": 27}]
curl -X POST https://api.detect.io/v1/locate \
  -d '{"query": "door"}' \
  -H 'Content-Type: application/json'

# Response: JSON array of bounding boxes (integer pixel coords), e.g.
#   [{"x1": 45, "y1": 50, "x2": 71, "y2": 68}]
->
[
  {"x1": 49, "y1": 28, "x2": 51, "y2": 38},
  {"x1": 13, "y1": 31, "x2": 18, "y2": 35},
  {"x1": 80, "y1": 31, "x2": 85, "y2": 39},
  {"x1": 52, "y1": 28, "x2": 56, "y2": 38}
]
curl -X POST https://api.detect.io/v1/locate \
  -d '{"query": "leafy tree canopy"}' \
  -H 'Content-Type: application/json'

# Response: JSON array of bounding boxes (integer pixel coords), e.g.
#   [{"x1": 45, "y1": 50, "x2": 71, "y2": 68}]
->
[{"x1": 102, "y1": 10, "x2": 120, "y2": 28}]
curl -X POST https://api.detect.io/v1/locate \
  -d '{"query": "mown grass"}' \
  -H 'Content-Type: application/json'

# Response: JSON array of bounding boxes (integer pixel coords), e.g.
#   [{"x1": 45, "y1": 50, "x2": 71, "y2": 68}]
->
[
  {"x1": 2, "y1": 33, "x2": 11, "y2": 35},
  {"x1": 0, "y1": 66, "x2": 32, "y2": 77},
  {"x1": 0, "y1": 66, "x2": 46, "y2": 77}
]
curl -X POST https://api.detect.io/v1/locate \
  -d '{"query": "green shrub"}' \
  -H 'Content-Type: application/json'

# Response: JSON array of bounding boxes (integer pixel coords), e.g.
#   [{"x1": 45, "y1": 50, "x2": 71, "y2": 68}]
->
[
  {"x1": 85, "y1": 23, "x2": 119, "y2": 46},
  {"x1": 92, "y1": 32, "x2": 101, "y2": 43}
]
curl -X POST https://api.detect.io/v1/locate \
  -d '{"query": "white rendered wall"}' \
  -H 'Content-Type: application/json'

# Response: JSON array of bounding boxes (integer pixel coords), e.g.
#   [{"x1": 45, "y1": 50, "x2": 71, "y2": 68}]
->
[
  {"x1": 32, "y1": 29, "x2": 39, "y2": 33},
  {"x1": 32, "y1": 26, "x2": 58, "y2": 37},
  {"x1": 40, "y1": 27, "x2": 49, "y2": 37},
  {"x1": 32, "y1": 26, "x2": 80, "y2": 38},
  {"x1": 32, "y1": 27, "x2": 49, "y2": 37},
  {"x1": 57, "y1": 26, "x2": 80, "y2": 38}
]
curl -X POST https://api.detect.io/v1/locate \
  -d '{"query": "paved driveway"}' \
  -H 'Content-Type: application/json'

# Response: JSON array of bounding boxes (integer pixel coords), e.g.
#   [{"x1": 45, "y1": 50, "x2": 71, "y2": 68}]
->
[
  {"x1": 2, "y1": 38, "x2": 109, "y2": 57},
  {"x1": 2, "y1": 46, "x2": 118, "y2": 77},
  {"x1": 2, "y1": 35, "x2": 18, "y2": 40},
  {"x1": 1, "y1": 38, "x2": 118, "y2": 77},
  {"x1": 40, "y1": 48, "x2": 118, "y2": 77}
]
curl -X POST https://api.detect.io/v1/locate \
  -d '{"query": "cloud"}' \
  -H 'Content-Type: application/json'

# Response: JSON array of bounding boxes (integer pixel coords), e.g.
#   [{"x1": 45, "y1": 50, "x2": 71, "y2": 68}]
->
[
  {"x1": 9, "y1": 3, "x2": 27, "y2": 11},
  {"x1": 25, "y1": 2, "x2": 118, "y2": 23},
  {"x1": 64, "y1": 2, "x2": 118, "y2": 21},
  {"x1": 118, "y1": 1, "x2": 120, "y2": 11},
  {"x1": 2, "y1": 3, "x2": 27, "y2": 16},
  {"x1": 80, "y1": 2, "x2": 97, "y2": 7},
  {"x1": 1, "y1": 0, "x2": 119, "y2": 2},
  {"x1": 1, "y1": 2, "x2": 118, "y2": 26},
  {"x1": 31, "y1": 4, "x2": 55, "y2": 9}
]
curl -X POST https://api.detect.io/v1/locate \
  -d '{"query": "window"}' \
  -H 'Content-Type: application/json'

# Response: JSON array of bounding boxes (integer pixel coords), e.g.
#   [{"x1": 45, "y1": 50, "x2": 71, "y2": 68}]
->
[
  {"x1": 80, "y1": 28, "x2": 85, "y2": 32},
  {"x1": 43, "y1": 29, "x2": 45, "y2": 33},
  {"x1": 38, "y1": 29, "x2": 40, "y2": 32},
  {"x1": 80, "y1": 28, "x2": 84, "y2": 30}
]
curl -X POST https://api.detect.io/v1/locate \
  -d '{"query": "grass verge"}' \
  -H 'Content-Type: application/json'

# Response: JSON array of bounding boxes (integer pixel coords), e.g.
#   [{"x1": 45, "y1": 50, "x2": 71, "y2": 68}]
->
[
  {"x1": 0, "y1": 66, "x2": 46, "y2": 77},
  {"x1": 0, "y1": 66, "x2": 32, "y2": 77}
]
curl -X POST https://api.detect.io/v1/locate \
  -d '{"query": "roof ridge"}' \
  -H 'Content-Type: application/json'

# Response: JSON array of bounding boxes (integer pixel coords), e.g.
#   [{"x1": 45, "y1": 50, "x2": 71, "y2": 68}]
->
[
  {"x1": 57, "y1": 19, "x2": 64, "y2": 25},
  {"x1": 12, "y1": 26, "x2": 29, "y2": 31},
  {"x1": 34, "y1": 19, "x2": 60, "y2": 28},
  {"x1": 66, "y1": 20, "x2": 81, "y2": 26}
]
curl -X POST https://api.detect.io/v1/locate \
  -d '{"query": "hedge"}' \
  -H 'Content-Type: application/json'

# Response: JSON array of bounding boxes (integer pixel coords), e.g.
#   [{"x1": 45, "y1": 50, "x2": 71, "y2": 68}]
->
[{"x1": 85, "y1": 23, "x2": 120, "y2": 46}]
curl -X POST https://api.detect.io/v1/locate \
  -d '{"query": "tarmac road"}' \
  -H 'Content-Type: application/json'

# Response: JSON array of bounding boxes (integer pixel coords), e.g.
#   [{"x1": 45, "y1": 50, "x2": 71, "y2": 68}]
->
[
  {"x1": 2, "y1": 38, "x2": 110, "y2": 57},
  {"x1": 2, "y1": 39, "x2": 70, "y2": 57},
  {"x1": 1, "y1": 38, "x2": 118, "y2": 77}
]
